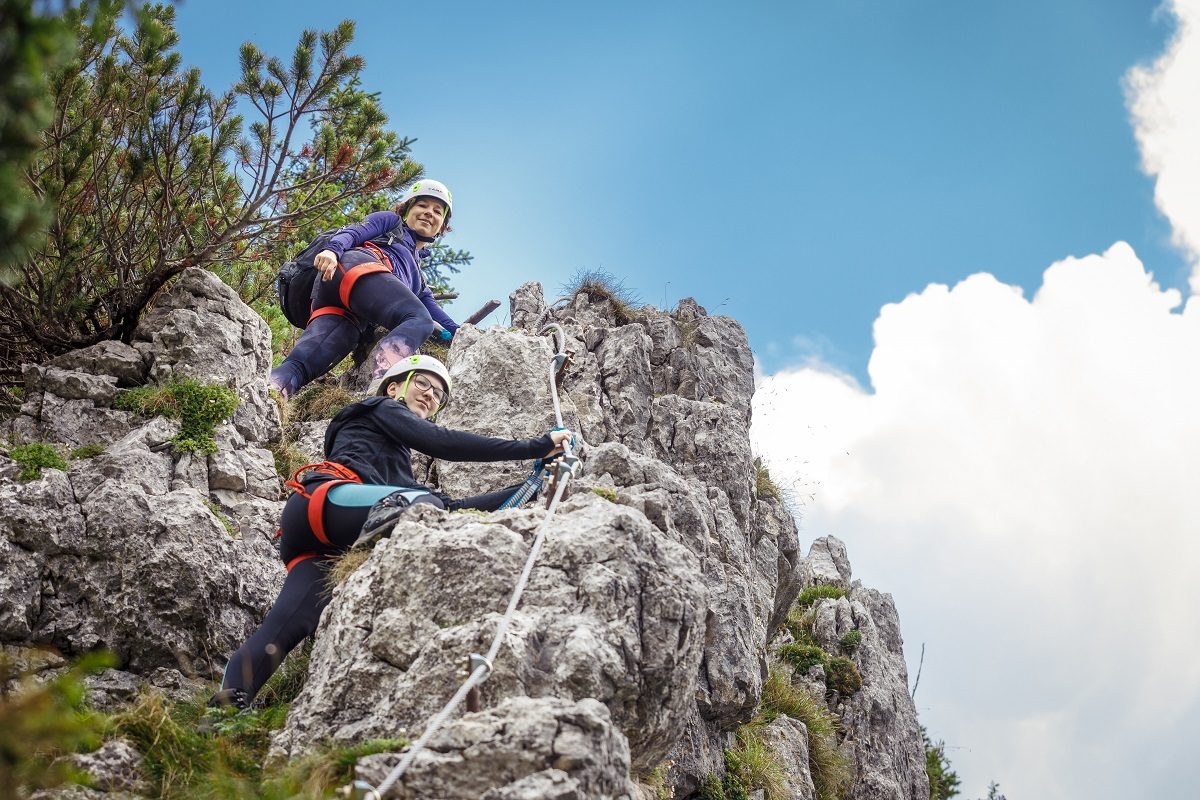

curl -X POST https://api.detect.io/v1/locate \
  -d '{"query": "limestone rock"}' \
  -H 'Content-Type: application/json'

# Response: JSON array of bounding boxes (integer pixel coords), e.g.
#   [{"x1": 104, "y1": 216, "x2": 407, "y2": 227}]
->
[
  {"x1": 277, "y1": 496, "x2": 705, "y2": 773},
  {"x1": 759, "y1": 715, "x2": 817, "y2": 800},
  {"x1": 67, "y1": 738, "x2": 151, "y2": 795},
  {"x1": 355, "y1": 697, "x2": 633, "y2": 799}
]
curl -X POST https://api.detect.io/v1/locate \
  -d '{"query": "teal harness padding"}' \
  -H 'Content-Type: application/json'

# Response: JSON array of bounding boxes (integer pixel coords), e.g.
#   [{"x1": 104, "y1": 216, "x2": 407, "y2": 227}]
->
[{"x1": 327, "y1": 483, "x2": 430, "y2": 508}]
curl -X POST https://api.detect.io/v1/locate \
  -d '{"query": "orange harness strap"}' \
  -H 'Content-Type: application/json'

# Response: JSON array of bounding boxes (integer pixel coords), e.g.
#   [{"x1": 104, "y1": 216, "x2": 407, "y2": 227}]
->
[
  {"x1": 338, "y1": 243, "x2": 394, "y2": 309},
  {"x1": 285, "y1": 461, "x2": 363, "y2": 498},
  {"x1": 308, "y1": 305, "x2": 349, "y2": 323},
  {"x1": 286, "y1": 552, "x2": 320, "y2": 573},
  {"x1": 284, "y1": 461, "x2": 364, "y2": 549}
]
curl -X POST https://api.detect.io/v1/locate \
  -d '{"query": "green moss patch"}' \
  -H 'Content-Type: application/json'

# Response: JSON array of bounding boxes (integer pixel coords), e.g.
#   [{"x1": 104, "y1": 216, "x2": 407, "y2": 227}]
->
[{"x1": 115, "y1": 379, "x2": 239, "y2": 455}]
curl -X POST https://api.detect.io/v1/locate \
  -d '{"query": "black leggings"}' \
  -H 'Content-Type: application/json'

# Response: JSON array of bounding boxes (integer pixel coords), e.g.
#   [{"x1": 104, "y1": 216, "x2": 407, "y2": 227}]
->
[
  {"x1": 270, "y1": 248, "x2": 435, "y2": 396},
  {"x1": 221, "y1": 484, "x2": 442, "y2": 700}
]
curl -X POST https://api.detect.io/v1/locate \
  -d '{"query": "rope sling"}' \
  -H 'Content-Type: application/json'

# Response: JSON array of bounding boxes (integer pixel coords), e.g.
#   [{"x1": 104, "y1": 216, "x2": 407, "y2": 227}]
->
[{"x1": 343, "y1": 320, "x2": 581, "y2": 800}]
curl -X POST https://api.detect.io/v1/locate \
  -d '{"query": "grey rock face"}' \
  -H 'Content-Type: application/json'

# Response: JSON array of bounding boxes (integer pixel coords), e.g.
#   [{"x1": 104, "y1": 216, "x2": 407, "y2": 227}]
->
[
  {"x1": 133, "y1": 266, "x2": 280, "y2": 446},
  {"x1": 760, "y1": 715, "x2": 817, "y2": 800},
  {"x1": 1, "y1": 268, "x2": 285, "y2": 685},
  {"x1": 66, "y1": 738, "x2": 150, "y2": 795},
  {"x1": 278, "y1": 496, "x2": 706, "y2": 772},
  {"x1": 355, "y1": 697, "x2": 634, "y2": 800},
  {"x1": 801, "y1": 537, "x2": 929, "y2": 800}
]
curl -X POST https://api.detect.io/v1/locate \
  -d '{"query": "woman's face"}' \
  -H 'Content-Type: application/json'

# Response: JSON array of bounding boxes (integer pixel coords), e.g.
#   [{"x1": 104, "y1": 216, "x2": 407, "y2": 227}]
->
[
  {"x1": 405, "y1": 197, "x2": 449, "y2": 238},
  {"x1": 387, "y1": 371, "x2": 449, "y2": 419}
]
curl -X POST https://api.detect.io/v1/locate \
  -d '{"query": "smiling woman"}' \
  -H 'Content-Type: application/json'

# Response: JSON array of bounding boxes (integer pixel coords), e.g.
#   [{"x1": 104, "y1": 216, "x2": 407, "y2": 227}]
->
[
  {"x1": 270, "y1": 181, "x2": 462, "y2": 399},
  {"x1": 205, "y1": 354, "x2": 574, "y2": 717}
]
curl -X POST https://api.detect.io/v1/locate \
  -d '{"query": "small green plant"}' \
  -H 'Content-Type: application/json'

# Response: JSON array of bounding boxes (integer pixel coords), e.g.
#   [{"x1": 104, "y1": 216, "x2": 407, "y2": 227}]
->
[
  {"x1": 839, "y1": 629, "x2": 862, "y2": 653},
  {"x1": 697, "y1": 773, "x2": 727, "y2": 800},
  {"x1": 115, "y1": 379, "x2": 239, "y2": 455},
  {"x1": 0, "y1": 651, "x2": 113, "y2": 794},
  {"x1": 783, "y1": 605, "x2": 818, "y2": 646},
  {"x1": 726, "y1": 725, "x2": 786, "y2": 800},
  {"x1": 922, "y1": 726, "x2": 962, "y2": 800},
  {"x1": 254, "y1": 640, "x2": 313, "y2": 708},
  {"x1": 826, "y1": 656, "x2": 863, "y2": 696},
  {"x1": 757, "y1": 667, "x2": 851, "y2": 800},
  {"x1": 754, "y1": 458, "x2": 780, "y2": 502},
  {"x1": 561, "y1": 268, "x2": 642, "y2": 325},
  {"x1": 779, "y1": 642, "x2": 828, "y2": 674},
  {"x1": 110, "y1": 686, "x2": 406, "y2": 798},
  {"x1": 795, "y1": 584, "x2": 848, "y2": 609},
  {"x1": 640, "y1": 760, "x2": 675, "y2": 799},
  {"x1": 286, "y1": 382, "x2": 356, "y2": 424},
  {"x1": 268, "y1": 438, "x2": 309, "y2": 483},
  {"x1": 68, "y1": 443, "x2": 106, "y2": 460},
  {"x1": 592, "y1": 486, "x2": 618, "y2": 502},
  {"x1": 206, "y1": 501, "x2": 236, "y2": 536},
  {"x1": 9, "y1": 441, "x2": 69, "y2": 482}
]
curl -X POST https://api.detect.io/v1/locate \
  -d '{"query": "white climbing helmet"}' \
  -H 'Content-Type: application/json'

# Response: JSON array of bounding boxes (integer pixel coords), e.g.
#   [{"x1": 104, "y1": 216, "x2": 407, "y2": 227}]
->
[
  {"x1": 375, "y1": 354, "x2": 452, "y2": 399},
  {"x1": 399, "y1": 179, "x2": 453, "y2": 217}
]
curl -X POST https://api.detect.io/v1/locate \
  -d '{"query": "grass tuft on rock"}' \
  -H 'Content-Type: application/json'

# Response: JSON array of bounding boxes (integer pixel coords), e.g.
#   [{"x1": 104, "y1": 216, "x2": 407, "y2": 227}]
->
[
  {"x1": 754, "y1": 457, "x2": 781, "y2": 502},
  {"x1": 115, "y1": 379, "x2": 239, "y2": 455},
  {"x1": 561, "y1": 268, "x2": 642, "y2": 325},
  {"x1": 795, "y1": 584, "x2": 847, "y2": 610},
  {"x1": 725, "y1": 724, "x2": 786, "y2": 799},
  {"x1": 9, "y1": 441, "x2": 68, "y2": 481},
  {"x1": 286, "y1": 382, "x2": 356, "y2": 424},
  {"x1": 757, "y1": 667, "x2": 852, "y2": 800}
]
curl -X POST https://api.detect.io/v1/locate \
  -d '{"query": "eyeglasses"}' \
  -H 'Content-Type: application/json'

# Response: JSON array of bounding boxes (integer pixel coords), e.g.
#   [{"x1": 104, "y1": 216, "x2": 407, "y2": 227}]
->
[{"x1": 408, "y1": 374, "x2": 448, "y2": 406}]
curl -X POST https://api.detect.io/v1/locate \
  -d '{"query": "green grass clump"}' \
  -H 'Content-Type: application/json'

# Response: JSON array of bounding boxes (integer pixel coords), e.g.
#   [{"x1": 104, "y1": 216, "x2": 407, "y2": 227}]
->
[
  {"x1": 839, "y1": 629, "x2": 862, "y2": 653},
  {"x1": 286, "y1": 382, "x2": 356, "y2": 423},
  {"x1": 725, "y1": 726, "x2": 786, "y2": 800},
  {"x1": 115, "y1": 379, "x2": 239, "y2": 455},
  {"x1": 639, "y1": 760, "x2": 675, "y2": 799},
  {"x1": 697, "y1": 773, "x2": 726, "y2": 800},
  {"x1": 826, "y1": 656, "x2": 863, "y2": 696},
  {"x1": 9, "y1": 441, "x2": 68, "y2": 482},
  {"x1": 112, "y1": 687, "x2": 405, "y2": 798},
  {"x1": 757, "y1": 667, "x2": 852, "y2": 800},
  {"x1": 561, "y1": 268, "x2": 642, "y2": 325},
  {"x1": 783, "y1": 606, "x2": 818, "y2": 645},
  {"x1": 69, "y1": 443, "x2": 106, "y2": 460},
  {"x1": 795, "y1": 584, "x2": 848, "y2": 610},
  {"x1": 754, "y1": 458, "x2": 781, "y2": 502},
  {"x1": 779, "y1": 643, "x2": 828, "y2": 674},
  {"x1": 0, "y1": 651, "x2": 112, "y2": 794},
  {"x1": 268, "y1": 438, "x2": 310, "y2": 483},
  {"x1": 592, "y1": 486, "x2": 618, "y2": 502}
]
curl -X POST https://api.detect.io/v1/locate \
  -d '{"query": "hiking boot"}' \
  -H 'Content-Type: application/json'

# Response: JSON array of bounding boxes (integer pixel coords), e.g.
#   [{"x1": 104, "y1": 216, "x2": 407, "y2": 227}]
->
[
  {"x1": 197, "y1": 688, "x2": 250, "y2": 735},
  {"x1": 356, "y1": 490, "x2": 413, "y2": 546}
]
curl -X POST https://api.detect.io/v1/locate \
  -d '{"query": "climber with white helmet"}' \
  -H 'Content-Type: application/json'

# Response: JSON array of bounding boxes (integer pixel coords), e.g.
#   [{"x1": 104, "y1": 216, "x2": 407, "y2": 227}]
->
[
  {"x1": 206, "y1": 355, "x2": 573, "y2": 713},
  {"x1": 270, "y1": 180, "x2": 463, "y2": 399}
]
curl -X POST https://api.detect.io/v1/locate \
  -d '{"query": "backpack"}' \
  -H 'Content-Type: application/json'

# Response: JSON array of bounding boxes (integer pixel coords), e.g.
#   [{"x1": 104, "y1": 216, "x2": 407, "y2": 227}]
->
[{"x1": 275, "y1": 221, "x2": 407, "y2": 329}]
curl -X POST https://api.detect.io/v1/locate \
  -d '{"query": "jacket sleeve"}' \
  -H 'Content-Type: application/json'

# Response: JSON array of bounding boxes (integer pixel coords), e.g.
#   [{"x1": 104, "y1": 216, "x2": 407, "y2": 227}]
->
[
  {"x1": 325, "y1": 211, "x2": 402, "y2": 258},
  {"x1": 419, "y1": 285, "x2": 459, "y2": 332},
  {"x1": 376, "y1": 401, "x2": 554, "y2": 462}
]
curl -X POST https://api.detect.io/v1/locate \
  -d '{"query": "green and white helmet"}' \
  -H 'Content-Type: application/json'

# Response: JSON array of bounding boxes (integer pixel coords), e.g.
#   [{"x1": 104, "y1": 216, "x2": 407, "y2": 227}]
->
[
  {"x1": 399, "y1": 179, "x2": 453, "y2": 217},
  {"x1": 375, "y1": 354, "x2": 452, "y2": 400}
]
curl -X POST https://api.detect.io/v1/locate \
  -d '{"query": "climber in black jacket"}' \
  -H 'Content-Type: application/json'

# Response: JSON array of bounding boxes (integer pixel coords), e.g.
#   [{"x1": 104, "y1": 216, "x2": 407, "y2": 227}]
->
[{"x1": 207, "y1": 354, "x2": 572, "y2": 711}]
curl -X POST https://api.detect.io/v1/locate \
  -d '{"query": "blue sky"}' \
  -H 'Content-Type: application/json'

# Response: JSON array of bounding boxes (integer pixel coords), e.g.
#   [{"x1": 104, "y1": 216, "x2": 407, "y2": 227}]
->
[
  {"x1": 173, "y1": 0, "x2": 1185, "y2": 386},
  {"x1": 174, "y1": 2, "x2": 1200, "y2": 797}
]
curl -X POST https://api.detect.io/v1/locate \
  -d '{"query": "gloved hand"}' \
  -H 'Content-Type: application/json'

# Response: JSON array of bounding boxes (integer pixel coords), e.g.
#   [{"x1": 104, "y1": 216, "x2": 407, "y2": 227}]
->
[{"x1": 438, "y1": 328, "x2": 454, "y2": 342}]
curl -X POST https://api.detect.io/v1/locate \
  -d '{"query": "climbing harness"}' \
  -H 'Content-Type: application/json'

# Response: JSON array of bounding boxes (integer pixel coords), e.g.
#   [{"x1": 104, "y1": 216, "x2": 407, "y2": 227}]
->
[{"x1": 343, "y1": 313, "x2": 582, "y2": 800}]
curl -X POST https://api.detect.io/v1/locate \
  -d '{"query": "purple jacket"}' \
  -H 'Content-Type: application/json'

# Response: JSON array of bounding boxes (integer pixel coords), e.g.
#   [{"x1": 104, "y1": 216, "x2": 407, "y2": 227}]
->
[{"x1": 325, "y1": 210, "x2": 458, "y2": 332}]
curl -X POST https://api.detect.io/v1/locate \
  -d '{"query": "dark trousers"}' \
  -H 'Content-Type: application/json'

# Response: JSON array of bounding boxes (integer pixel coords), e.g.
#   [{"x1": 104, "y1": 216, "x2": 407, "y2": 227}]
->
[
  {"x1": 270, "y1": 249, "x2": 435, "y2": 397},
  {"x1": 220, "y1": 484, "x2": 442, "y2": 700}
]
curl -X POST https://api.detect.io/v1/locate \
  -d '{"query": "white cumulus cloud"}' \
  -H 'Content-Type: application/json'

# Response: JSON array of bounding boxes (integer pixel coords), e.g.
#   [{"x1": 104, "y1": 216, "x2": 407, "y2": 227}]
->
[
  {"x1": 1125, "y1": 0, "x2": 1200, "y2": 288},
  {"x1": 752, "y1": 244, "x2": 1200, "y2": 799}
]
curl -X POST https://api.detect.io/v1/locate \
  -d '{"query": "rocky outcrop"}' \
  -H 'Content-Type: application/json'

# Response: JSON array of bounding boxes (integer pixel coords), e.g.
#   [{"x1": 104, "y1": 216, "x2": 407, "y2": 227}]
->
[
  {"x1": 1, "y1": 268, "x2": 284, "y2": 691},
  {"x1": 1, "y1": 273, "x2": 928, "y2": 799}
]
